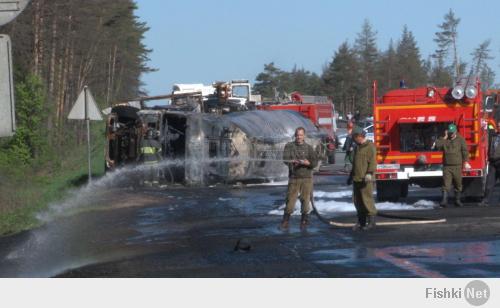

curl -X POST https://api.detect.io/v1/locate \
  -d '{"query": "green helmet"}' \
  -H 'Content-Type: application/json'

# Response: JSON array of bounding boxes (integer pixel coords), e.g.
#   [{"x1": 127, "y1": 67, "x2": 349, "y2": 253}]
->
[
  {"x1": 448, "y1": 123, "x2": 457, "y2": 133},
  {"x1": 352, "y1": 126, "x2": 365, "y2": 136}
]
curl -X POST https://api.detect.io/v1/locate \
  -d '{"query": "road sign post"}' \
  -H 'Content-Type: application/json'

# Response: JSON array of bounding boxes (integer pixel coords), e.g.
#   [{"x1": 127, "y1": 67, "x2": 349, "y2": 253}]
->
[
  {"x1": 0, "y1": 34, "x2": 15, "y2": 137},
  {"x1": 68, "y1": 86, "x2": 103, "y2": 183},
  {"x1": 0, "y1": 0, "x2": 31, "y2": 137}
]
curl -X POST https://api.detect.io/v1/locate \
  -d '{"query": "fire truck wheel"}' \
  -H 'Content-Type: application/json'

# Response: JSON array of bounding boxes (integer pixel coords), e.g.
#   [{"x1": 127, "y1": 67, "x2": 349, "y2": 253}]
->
[
  {"x1": 401, "y1": 182, "x2": 409, "y2": 198},
  {"x1": 376, "y1": 180, "x2": 400, "y2": 202}
]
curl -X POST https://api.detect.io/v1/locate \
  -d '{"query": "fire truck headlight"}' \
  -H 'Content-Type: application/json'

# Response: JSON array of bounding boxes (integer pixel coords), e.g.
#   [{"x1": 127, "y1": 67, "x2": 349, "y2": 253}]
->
[
  {"x1": 452, "y1": 86, "x2": 465, "y2": 100},
  {"x1": 465, "y1": 86, "x2": 477, "y2": 99}
]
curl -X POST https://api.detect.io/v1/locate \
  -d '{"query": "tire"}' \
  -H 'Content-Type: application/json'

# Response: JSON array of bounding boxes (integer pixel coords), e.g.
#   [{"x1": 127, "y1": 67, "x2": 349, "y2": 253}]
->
[
  {"x1": 376, "y1": 180, "x2": 401, "y2": 202},
  {"x1": 400, "y1": 181, "x2": 409, "y2": 198}
]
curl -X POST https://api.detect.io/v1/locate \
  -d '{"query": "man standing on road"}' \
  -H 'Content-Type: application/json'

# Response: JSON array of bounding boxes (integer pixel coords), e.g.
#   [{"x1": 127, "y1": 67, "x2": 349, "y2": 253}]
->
[
  {"x1": 343, "y1": 121, "x2": 355, "y2": 171},
  {"x1": 280, "y1": 127, "x2": 318, "y2": 230},
  {"x1": 347, "y1": 126, "x2": 377, "y2": 231},
  {"x1": 434, "y1": 123, "x2": 470, "y2": 207},
  {"x1": 481, "y1": 120, "x2": 500, "y2": 206},
  {"x1": 139, "y1": 128, "x2": 162, "y2": 187}
]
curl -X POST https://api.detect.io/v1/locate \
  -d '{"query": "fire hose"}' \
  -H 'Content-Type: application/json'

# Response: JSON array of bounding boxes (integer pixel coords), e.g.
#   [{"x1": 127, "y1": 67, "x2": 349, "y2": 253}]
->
[{"x1": 309, "y1": 188, "x2": 447, "y2": 228}]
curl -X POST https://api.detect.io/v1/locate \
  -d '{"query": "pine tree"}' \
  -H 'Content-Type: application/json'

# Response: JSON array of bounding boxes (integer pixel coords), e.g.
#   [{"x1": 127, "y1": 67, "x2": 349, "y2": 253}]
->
[
  {"x1": 396, "y1": 25, "x2": 427, "y2": 87},
  {"x1": 434, "y1": 9, "x2": 461, "y2": 79},
  {"x1": 0, "y1": 0, "x2": 153, "y2": 148},
  {"x1": 322, "y1": 41, "x2": 363, "y2": 116},
  {"x1": 376, "y1": 40, "x2": 398, "y2": 94},
  {"x1": 429, "y1": 49, "x2": 453, "y2": 86},
  {"x1": 253, "y1": 62, "x2": 285, "y2": 99},
  {"x1": 354, "y1": 19, "x2": 378, "y2": 107}
]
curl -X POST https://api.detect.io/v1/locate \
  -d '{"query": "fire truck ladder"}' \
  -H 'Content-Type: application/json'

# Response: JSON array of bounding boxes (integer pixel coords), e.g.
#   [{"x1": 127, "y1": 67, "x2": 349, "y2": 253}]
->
[
  {"x1": 374, "y1": 116, "x2": 390, "y2": 152},
  {"x1": 460, "y1": 113, "x2": 480, "y2": 149}
]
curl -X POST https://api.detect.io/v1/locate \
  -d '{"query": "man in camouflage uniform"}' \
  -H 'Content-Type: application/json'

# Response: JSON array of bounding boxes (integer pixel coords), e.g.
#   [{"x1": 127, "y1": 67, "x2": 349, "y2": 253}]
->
[
  {"x1": 347, "y1": 126, "x2": 377, "y2": 231},
  {"x1": 280, "y1": 127, "x2": 318, "y2": 230},
  {"x1": 434, "y1": 123, "x2": 470, "y2": 207}
]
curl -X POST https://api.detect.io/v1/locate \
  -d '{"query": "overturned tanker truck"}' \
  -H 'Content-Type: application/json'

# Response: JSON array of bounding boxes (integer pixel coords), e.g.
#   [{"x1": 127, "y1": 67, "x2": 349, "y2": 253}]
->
[{"x1": 104, "y1": 91, "x2": 327, "y2": 185}]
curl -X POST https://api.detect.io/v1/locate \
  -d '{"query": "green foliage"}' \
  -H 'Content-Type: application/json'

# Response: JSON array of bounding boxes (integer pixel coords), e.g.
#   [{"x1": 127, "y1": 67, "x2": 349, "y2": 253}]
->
[
  {"x1": 377, "y1": 40, "x2": 399, "y2": 93},
  {"x1": 0, "y1": 0, "x2": 146, "y2": 235},
  {"x1": 434, "y1": 9, "x2": 461, "y2": 79},
  {"x1": 253, "y1": 63, "x2": 322, "y2": 99},
  {"x1": 395, "y1": 25, "x2": 428, "y2": 88},
  {"x1": 3, "y1": 74, "x2": 47, "y2": 165},
  {"x1": 323, "y1": 41, "x2": 364, "y2": 115},
  {"x1": 354, "y1": 19, "x2": 379, "y2": 105}
]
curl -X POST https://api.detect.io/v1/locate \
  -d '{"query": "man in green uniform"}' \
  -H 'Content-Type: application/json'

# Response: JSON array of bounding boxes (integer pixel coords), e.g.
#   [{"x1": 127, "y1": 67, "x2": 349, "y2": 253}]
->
[
  {"x1": 280, "y1": 127, "x2": 318, "y2": 230},
  {"x1": 434, "y1": 123, "x2": 470, "y2": 207},
  {"x1": 139, "y1": 129, "x2": 162, "y2": 186},
  {"x1": 347, "y1": 126, "x2": 377, "y2": 231}
]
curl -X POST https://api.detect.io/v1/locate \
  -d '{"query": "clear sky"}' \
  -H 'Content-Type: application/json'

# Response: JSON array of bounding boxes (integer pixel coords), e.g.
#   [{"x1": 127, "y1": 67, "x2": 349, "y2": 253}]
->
[{"x1": 135, "y1": 0, "x2": 500, "y2": 96}]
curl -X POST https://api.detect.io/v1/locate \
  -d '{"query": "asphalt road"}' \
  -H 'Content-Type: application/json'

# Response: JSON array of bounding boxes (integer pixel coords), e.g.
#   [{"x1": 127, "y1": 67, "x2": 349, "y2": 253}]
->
[{"x1": 0, "y1": 152, "x2": 499, "y2": 277}]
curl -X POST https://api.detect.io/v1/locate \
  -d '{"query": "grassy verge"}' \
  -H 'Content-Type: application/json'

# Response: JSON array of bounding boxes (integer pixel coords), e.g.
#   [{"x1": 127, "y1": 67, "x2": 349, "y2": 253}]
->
[{"x1": 0, "y1": 123, "x2": 105, "y2": 236}]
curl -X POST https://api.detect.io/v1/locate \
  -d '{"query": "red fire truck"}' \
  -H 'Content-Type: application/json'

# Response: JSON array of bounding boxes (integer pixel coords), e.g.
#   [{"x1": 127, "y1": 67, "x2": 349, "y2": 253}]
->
[
  {"x1": 373, "y1": 79, "x2": 488, "y2": 201},
  {"x1": 257, "y1": 92, "x2": 338, "y2": 163}
]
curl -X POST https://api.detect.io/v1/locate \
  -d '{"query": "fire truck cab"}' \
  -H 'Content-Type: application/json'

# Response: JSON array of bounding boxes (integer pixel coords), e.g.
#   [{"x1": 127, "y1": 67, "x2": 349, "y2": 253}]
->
[{"x1": 373, "y1": 79, "x2": 488, "y2": 202}]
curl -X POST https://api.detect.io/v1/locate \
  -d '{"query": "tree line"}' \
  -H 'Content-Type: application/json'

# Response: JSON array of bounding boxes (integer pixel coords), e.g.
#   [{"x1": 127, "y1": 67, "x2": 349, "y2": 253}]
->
[
  {"x1": 0, "y1": 0, "x2": 152, "y2": 165},
  {"x1": 253, "y1": 10, "x2": 496, "y2": 118}
]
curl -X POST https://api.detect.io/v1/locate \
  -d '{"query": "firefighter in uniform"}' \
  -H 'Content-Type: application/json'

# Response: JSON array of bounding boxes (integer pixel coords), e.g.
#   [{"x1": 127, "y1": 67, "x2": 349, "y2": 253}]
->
[
  {"x1": 280, "y1": 127, "x2": 318, "y2": 230},
  {"x1": 139, "y1": 129, "x2": 162, "y2": 186},
  {"x1": 434, "y1": 123, "x2": 470, "y2": 207},
  {"x1": 347, "y1": 126, "x2": 377, "y2": 230},
  {"x1": 481, "y1": 120, "x2": 500, "y2": 206}
]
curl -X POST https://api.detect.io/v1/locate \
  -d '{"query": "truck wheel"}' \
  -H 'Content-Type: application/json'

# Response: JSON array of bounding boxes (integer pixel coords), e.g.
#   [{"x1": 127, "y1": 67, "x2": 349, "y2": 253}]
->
[
  {"x1": 400, "y1": 181, "x2": 409, "y2": 198},
  {"x1": 376, "y1": 180, "x2": 400, "y2": 202}
]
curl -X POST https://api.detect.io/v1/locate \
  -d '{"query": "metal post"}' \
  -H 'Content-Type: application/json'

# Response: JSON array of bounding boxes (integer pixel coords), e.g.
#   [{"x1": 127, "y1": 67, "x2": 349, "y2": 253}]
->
[{"x1": 85, "y1": 86, "x2": 92, "y2": 183}]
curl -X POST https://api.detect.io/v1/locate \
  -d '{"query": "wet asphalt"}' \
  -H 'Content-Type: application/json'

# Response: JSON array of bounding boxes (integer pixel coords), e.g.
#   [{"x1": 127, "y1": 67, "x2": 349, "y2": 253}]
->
[{"x1": 1, "y1": 152, "x2": 500, "y2": 277}]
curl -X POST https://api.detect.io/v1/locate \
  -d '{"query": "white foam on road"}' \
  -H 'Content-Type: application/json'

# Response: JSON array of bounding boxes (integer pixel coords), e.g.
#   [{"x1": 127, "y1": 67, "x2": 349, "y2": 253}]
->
[
  {"x1": 269, "y1": 190, "x2": 437, "y2": 216},
  {"x1": 313, "y1": 190, "x2": 352, "y2": 198},
  {"x1": 246, "y1": 180, "x2": 289, "y2": 187}
]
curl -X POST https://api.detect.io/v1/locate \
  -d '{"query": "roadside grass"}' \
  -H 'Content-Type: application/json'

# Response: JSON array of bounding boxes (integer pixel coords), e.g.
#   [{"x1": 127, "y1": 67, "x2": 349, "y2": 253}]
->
[{"x1": 0, "y1": 124, "x2": 105, "y2": 236}]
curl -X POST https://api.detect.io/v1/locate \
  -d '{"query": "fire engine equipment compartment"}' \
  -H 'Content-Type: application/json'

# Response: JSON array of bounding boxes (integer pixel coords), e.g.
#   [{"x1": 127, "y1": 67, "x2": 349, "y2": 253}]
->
[{"x1": 399, "y1": 122, "x2": 450, "y2": 153}]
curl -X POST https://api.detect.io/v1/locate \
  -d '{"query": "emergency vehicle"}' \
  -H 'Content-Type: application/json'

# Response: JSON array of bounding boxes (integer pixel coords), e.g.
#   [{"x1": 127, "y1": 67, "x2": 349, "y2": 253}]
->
[
  {"x1": 373, "y1": 78, "x2": 488, "y2": 201},
  {"x1": 257, "y1": 92, "x2": 338, "y2": 163}
]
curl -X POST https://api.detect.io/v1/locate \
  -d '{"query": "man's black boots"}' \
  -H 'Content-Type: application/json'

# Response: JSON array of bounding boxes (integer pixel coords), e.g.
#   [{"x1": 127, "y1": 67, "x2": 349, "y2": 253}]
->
[
  {"x1": 455, "y1": 191, "x2": 464, "y2": 207},
  {"x1": 280, "y1": 213, "x2": 291, "y2": 229},
  {"x1": 365, "y1": 215, "x2": 376, "y2": 230},
  {"x1": 440, "y1": 191, "x2": 448, "y2": 208},
  {"x1": 353, "y1": 215, "x2": 367, "y2": 231},
  {"x1": 300, "y1": 213, "x2": 309, "y2": 229}
]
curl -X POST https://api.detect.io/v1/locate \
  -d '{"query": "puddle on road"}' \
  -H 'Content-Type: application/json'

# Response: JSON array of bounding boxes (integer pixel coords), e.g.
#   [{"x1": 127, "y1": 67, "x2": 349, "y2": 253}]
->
[{"x1": 310, "y1": 240, "x2": 500, "y2": 277}]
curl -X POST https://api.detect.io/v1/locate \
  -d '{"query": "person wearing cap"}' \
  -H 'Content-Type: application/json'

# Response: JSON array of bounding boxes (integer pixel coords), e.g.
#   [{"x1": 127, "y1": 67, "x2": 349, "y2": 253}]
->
[
  {"x1": 434, "y1": 123, "x2": 470, "y2": 207},
  {"x1": 346, "y1": 126, "x2": 377, "y2": 230},
  {"x1": 481, "y1": 119, "x2": 500, "y2": 206},
  {"x1": 280, "y1": 127, "x2": 318, "y2": 230}
]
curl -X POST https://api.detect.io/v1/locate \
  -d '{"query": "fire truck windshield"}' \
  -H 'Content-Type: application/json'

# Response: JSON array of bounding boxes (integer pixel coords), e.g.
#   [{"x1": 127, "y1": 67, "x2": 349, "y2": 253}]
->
[{"x1": 399, "y1": 122, "x2": 450, "y2": 152}]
